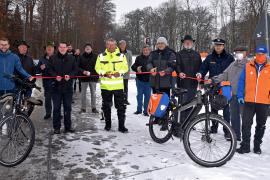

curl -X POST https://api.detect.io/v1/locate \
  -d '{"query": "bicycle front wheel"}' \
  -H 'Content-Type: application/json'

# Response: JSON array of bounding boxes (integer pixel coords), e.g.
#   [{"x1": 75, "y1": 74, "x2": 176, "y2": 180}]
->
[
  {"x1": 183, "y1": 113, "x2": 237, "y2": 167},
  {"x1": 0, "y1": 114, "x2": 35, "y2": 167}
]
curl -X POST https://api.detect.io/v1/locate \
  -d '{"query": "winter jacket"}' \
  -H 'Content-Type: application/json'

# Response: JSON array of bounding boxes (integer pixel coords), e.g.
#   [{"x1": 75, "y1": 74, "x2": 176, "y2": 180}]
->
[
  {"x1": 199, "y1": 50, "x2": 234, "y2": 78},
  {"x1": 95, "y1": 48, "x2": 128, "y2": 91},
  {"x1": 0, "y1": 50, "x2": 30, "y2": 91},
  {"x1": 131, "y1": 54, "x2": 150, "y2": 82},
  {"x1": 48, "y1": 52, "x2": 78, "y2": 93},
  {"x1": 237, "y1": 60, "x2": 270, "y2": 105},
  {"x1": 17, "y1": 53, "x2": 36, "y2": 76},
  {"x1": 78, "y1": 52, "x2": 99, "y2": 82},
  {"x1": 212, "y1": 58, "x2": 248, "y2": 95},
  {"x1": 146, "y1": 47, "x2": 176, "y2": 89},
  {"x1": 36, "y1": 54, "x2": 54, "y2": 90},
  {"x1": 121, "y1": 49, "x2": 133, "y2": 79},
  {"x1": 176, "y1": 48, "x2": 202, "y2": 89}
]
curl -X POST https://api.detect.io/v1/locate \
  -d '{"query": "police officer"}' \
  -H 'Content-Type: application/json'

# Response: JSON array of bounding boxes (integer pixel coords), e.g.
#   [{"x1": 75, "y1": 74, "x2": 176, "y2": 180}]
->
[
  {"x1": 37, "y1": 42, "x2": 55, "y2": 120},
  {"x1": 48, "y1": 42, "x2": 78, "y2": 134},
  {"x1": 95, "y1": 38, "x2": 129, "y2": 133},
  {"x1": 197, "y1": 39, "x2": 234, "y2": 135}
]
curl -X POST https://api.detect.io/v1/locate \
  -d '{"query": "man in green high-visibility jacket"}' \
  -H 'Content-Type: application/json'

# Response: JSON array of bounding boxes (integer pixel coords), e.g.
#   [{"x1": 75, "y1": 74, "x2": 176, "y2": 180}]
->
[{"x1": 95, "y1": 38, "x2": 129, "y2": 133}]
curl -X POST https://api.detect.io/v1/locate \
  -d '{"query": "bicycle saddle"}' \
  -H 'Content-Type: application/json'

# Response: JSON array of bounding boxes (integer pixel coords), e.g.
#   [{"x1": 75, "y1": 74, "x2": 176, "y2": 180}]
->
[
  {"x1": 25, "y1": 97, "x2": 43, "y2": 106},
  {"x1": 0, "y1": 93, "x2": 15, "y2": 100},
  {"x1": 173, "y1": 88, "x2": 188, "y2": 96}
]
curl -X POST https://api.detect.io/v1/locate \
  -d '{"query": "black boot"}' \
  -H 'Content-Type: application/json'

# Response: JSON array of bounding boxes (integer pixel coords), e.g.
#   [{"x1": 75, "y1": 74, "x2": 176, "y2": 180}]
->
[
  {"x1": 253, "y1": 145, "x2": 262, "y2": 154},
  {"x1": 104, "y1": 120, "x2": 111, "y2": 131},
  {"x1": 210, "y1": 121, "x2": 218, "y2": 134},
  {"x1": 236, "y1": 144, "x2": 251, "y2": 154},
  {"x1": 119, "y1": 127, "x2": 128, "y2": 133},
  {"x1": 44, "y1": 114, "x2": 51, "y2": 120}
]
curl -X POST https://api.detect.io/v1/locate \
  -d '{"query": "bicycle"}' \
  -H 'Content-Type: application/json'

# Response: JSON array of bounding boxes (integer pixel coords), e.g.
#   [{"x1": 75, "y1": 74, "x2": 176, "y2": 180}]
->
[
  {"x1": 0, "y1": 74, "x2": 42, "y2": 167},
  {"x1": 148, "y1": 83, "x2": 237, "y2": 167}
]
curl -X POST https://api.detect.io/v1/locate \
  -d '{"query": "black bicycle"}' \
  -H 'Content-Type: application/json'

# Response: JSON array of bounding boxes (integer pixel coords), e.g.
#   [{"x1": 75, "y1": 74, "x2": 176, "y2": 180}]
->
[
  {"x1": 148, "y1": 83, "x2": 237, "y2": 167},
  {"x1": 0, "y1": 75, "x2": 42, "y2": 167}
]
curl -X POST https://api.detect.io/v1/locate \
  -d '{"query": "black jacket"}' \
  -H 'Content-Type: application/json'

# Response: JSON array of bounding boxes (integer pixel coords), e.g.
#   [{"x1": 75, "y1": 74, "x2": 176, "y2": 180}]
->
[
  {"x1": 199, "y1": 50, "x2": 235, "y2": 78},
  {"x1": 146, "y1": 47, "x2": 176, "y2": 89},
  {"x1": 17, "y1": 53, "x2": 36, "y2": 76},
  {"x1": 131, "y1": 54, "x2": 150, "y2": 82},
  {"x1": 48, "y1": 52, "x2": 78, "y2": 92},
  {"x1": 37, "y1": 54, "x2": 53, "y2": 90},
  {"x1": 78, "y1": 52, "x2": 99, "y2": 82},
  {"x1": 176, "y1": 49, "x2": 202, "y2": 89}
]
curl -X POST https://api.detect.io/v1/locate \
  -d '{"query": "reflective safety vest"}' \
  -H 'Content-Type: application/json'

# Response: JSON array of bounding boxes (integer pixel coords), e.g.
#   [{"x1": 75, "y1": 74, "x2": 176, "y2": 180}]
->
[
  {"x1": 95, "y1": 48, "x2": 128, "y2": 90},
  {"x1": 245, "y1": 61, "x2": 270, "y2": 105}
]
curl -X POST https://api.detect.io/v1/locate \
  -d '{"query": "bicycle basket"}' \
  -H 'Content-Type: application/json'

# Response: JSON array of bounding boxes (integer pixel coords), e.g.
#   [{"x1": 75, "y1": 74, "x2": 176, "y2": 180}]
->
[
  {"x1": 211, "y1": 94, "x2": 228, "y2": 111},
  {"x1": 148, "y1": 93, "x2": 169, "y2": 118}
]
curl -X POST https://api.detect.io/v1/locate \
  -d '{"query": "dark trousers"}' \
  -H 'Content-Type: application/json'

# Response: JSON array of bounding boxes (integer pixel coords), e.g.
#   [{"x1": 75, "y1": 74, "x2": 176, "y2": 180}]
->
[
  {"x1": 136, "y1": 79, "x2": 151, "y2": 114},
  {"x1": 44, "y1": 88, "x2": 52, "y2": 115},
  {"x1": 212, "y1": 104, "x2": 230, "y2": 132},
  {"x1": 241, "y1": 102, "x2": 268, "y2": 148},
  {"x1": 152, "y1": 88, "x2": 170, "y2": 96},
  {"x1": 101, "y1": 89, "x2": 126, "y2": 129},
  {"x1": 123, "y1": 79, "x2": 129, "y2": 102},
  {"x1": 179, "y1": 88, "x2": 197, "y2": 122},
  {"x1": 52, "y1": 91, "x2": 73, "y2": 130},
  {"x1": 230, "y1": 95, "x2": 243, "y2": 139}
]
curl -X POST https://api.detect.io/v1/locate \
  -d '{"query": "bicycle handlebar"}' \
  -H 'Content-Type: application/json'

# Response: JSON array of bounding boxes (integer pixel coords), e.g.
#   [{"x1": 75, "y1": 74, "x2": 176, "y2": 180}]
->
[{"x1": 3, "y1": 74, "x2": 42, "y2": 92}]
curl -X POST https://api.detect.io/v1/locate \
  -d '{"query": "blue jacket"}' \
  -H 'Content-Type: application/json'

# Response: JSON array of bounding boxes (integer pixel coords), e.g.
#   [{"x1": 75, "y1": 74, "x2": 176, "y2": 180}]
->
[
  {"x1": 199, "y1": 50, "x2": 234, "y2": 78},
  {"x1": 237, "y1": 61, "x2": 267, "y2": 99},
  {"x1": 0, "y1": 50, "x2": 30, "y2": 91}
]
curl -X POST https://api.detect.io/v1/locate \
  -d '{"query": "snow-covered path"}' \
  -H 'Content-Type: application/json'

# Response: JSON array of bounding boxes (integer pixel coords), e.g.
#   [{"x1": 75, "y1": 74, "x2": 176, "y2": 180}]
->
[
  {"x1": 50, "y1": 79, "x2": 270, "y2": 180},
  {"x1": 0, "y1": 79, "x2": 269, "y2": 180}
]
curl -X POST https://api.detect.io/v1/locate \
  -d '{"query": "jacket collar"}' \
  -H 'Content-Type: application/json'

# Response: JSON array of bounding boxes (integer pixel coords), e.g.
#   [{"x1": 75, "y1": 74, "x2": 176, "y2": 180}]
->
[
  {"x1": 105, "y1": 48, "x2": 120, "y2": 56},
  {"x1": 212, "y1": 49, "x2": 227, "y2": 57},
  {"x1": 57, "y1": 52, "x2": 67, "y2": 58},
  {"x1": 0, "y1": 50, "x2": 11, "y2": 56},
  {"x1": 83, "y1": 52, "x2": 93, "y2": 58}
]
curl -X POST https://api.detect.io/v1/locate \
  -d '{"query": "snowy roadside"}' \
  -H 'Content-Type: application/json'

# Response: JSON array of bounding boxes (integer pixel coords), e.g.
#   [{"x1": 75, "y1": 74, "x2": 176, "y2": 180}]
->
[{"x1": 49, "y1": 79, "x2": 270, "y2": 180}]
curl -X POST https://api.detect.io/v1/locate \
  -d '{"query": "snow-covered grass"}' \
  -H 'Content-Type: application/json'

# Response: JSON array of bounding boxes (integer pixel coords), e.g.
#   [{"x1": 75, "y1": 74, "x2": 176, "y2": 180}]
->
[{"x1": 51, "y1": 80, "x2": 270, "y2": 180}]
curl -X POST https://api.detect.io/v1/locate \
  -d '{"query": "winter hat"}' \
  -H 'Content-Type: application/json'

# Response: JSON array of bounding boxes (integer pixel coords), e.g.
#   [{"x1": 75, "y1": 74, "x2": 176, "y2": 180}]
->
[
  {"x1": 181, "y1": 35, "x2": 195, "y2": 43},
  {"x1": 17, "y1": 40, "x2": 30, "y2": 48},
  {"x1": 156, "y1": 37, "x2": 168, "y2": 46},
  {"x1": 256, "y1": 45, "x2": 268, "y2": 54}
]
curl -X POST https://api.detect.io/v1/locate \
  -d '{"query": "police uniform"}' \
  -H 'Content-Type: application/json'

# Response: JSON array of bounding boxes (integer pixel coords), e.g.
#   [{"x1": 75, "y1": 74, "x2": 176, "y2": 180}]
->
[{"x1": 95, "y1": 48, "x2": 129, "y2": 133}]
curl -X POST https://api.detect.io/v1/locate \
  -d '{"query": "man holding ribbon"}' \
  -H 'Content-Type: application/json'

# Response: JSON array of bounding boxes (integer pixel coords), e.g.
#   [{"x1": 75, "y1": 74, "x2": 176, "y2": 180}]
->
[
  {"x1": 48, "y1": 42, "x2": 78, "y2": 134},
  {"x1": 95, "y1": 38, "x2": 129, "y2": 133}
]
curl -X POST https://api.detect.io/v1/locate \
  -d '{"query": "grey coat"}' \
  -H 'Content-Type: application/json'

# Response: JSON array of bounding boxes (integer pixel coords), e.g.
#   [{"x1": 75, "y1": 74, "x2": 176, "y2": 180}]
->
[
  {"x1": 212, "y1": 58, "x2": 248, "y2": 95},
  {"x1": 122, "y1": 50, "x2": 133, "y2": 79}
]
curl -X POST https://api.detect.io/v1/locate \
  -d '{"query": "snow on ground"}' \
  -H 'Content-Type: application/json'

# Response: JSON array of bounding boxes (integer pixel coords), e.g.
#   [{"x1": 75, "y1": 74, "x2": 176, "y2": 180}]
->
[{"x1": 49, "y1": 79, "x2": 270, "y2": 180}]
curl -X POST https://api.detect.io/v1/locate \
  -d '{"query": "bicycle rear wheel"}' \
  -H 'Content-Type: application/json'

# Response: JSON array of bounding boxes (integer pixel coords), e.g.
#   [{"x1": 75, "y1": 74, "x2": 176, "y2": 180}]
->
[
  {"x1": 0, "y1": 114, "x2": 35, "y2": 167},
  {"x1": 183, "y1": 113, "x2": 237, "y2": 167},
  {"x1": 148, "y1": 112, "x2": 173, "y2": 144}
]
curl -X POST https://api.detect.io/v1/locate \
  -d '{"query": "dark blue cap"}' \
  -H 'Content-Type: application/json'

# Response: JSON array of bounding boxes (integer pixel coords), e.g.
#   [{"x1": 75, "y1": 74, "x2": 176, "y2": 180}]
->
[{"x1": 256, "y1": 45, "x2": 268, "y2": 54}]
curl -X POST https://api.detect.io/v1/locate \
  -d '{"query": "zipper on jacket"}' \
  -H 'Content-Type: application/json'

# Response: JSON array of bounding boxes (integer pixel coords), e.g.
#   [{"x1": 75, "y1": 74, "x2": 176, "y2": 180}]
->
[{"x1": 254, "y1": 65, "x2": 262, "y2": 103}]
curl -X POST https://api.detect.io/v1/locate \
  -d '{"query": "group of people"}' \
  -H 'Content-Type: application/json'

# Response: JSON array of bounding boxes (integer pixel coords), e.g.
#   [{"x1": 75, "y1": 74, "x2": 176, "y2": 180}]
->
[{"x1": 0, "y1": 34, "x2": 269, "y2": 155}]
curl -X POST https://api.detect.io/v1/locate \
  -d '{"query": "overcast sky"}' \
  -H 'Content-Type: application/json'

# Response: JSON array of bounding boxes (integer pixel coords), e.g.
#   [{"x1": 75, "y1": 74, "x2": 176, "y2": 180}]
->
[{"x1": 113, "y1": 0, "x2": 167, "y2": 23}]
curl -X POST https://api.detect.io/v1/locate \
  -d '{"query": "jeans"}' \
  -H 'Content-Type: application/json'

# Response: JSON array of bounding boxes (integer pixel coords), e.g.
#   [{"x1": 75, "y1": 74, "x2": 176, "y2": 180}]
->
[
  {"x1": 230, "y1": 95, "x2": 243, "y2": 139},
  {"x1": 81, "y1": 82, "x2": 97, "y2": 110},
  {"x1": 136, "y1": 79, "x2": 151, "y2": 114}
]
